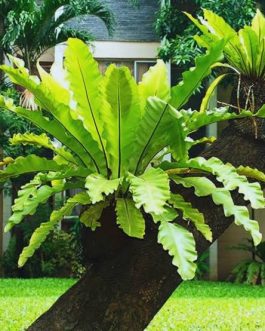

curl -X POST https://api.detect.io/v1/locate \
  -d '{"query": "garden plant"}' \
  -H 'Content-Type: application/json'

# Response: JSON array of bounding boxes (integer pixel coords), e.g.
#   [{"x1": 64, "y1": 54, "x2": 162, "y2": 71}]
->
[
  {"x1": 187, "y1": 9, "x2": 265, "y2": 113},
  {"x1": 1, "y1": 36, "x2": 265, "y2": 329},
  {"x1": 229, "y1": 239, "x2": 265, "y2": 285},
  {"x1": 0, "y1": 0, "x2": 114, "y2": 72}
]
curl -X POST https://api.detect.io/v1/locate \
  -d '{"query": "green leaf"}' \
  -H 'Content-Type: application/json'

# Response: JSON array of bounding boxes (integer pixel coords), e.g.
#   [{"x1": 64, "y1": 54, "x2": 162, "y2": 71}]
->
[
  {"x1": 64, "y1": 38, "x2": 108, "y2": 173},
  {"x1": 188, "y1": 9, "x2": 265, "y2": 78},
  {"x1": 18, "y1": 220, "x2": 58, "y2": 268},
  {"x1": 85, "y1": 173, "x2": 120, "y2": 204},
  {"x1": 115, "y1": 198, "x2": 145, "y2": 238},
  {"x1": 170, "y1": 193, "x2": 212, "y2": 241},
  {"x1": 138, "y1": 60, "x2": 170, "y2": 113},
  {"x1": 195, "y1": 10, "x2": 243, "y2": 71},
  {"x1": 102, "y1": 65, "x2": 140, "y2": 177},
  {"x1": 158, "y1": 221, "x2": 197, "y2": 280},
  {"x1": 180, "y1": 107, "x2": 252, "y2": 134},
  {"x1": 186, "y1": 136, "x2": 216, "y2": 151},
  {"x1": 238, "y1": 26, "x2": 259, "y2": 76},
  {"x1": 128, "y1": 167, "x2": 170, "y2": 215},
  {"x1": 172, "y1": 176, "x2": 262, "y2": 246},
  {"x1": 184, "y1": 11, "x2": 218, "y2": 47},
  {"x1": 252, "y1": 9, "x2": 265, "y2": 41},
  {"x1": 189, "y1": 157, "x2": 265, "y2": 209},
  {"x1": 0, "y1": 64, "x2": 105, "y2": 173},
  {"x1": 18, "y1": 192, "x2": 91, "y2": 267},
  {"x1": 255, "y1": 104, "x2": 265, "y2": 118},
  {"x1": 8, "y1": 173, "x2": 43, "y2": 213},
  {"x1": 80, "y1": 202, "x2": 107, "y2": 230},
  {"x1": 37, "y1": 62, "x2": 70, "y2": 106},
  {"x1": 0, "y1": 155, "x2": 64, "y2": 182},
  {"x1": 165, "y1": 157, "x2": 265, "y2": 210},
  {"x1": 10, "y1": 133, "x2": 77, "y2": 165},
  {"x1": 236, "y1": 165, "x2": 265, "y2": 182},
  {"x1": 201, "y1": 8, "x2": 237, "y2": 41},
  {"x1": 151, "y1": 206, "x2": 178, "y2": 223},
  {"x1": 212, "y1": 190, "x2": 262, "y2": 246},
  {"x1": 133, "y1": 97, "x2": 187, "y2": 173},
  {"x1": 5, "y1": 183, "x2": 64, "y2": 232},
  {"x1": 170, "y1": 40, "x2": 225, "y2": 109},
  {"x1": 0, "y1": 96, "x2": 91, "y2": 167},
  {"x1": 200, "y1": 74, "x2": 228, "y2": 112}
]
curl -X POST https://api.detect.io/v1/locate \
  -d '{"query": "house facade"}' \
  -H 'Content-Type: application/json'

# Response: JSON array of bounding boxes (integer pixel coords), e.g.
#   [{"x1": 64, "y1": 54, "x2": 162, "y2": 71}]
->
[{"x1": 56, "y1": 0, "x2": 162, "y2": 81}]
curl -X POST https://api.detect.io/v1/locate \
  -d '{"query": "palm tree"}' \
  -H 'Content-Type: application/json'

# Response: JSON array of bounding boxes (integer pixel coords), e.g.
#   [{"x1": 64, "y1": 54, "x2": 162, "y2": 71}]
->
[{"x1": 0, "y1": 0, "x2": 114, "y2": 72}]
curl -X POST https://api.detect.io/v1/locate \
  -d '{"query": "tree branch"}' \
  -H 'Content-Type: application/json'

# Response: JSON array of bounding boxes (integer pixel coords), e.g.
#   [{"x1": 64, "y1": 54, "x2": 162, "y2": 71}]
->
[{"x1": 28, "y1": 123, "x2": 265, "y2": 331}]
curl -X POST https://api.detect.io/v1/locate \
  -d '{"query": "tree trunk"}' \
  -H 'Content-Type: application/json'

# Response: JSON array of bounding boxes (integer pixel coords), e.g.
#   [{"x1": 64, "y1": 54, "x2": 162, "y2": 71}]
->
[{"x1": 28, "y1": 121, "x2": 265, "y2": 331}]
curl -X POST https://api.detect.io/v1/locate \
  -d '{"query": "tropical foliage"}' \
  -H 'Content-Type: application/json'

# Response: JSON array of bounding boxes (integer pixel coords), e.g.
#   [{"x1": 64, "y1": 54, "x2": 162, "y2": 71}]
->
[
  {"x1": 0, "y1": 38, "x2": 265, "y2": 280},
  {"x1": 156, "y1": 0, "x2": 256, "y2": 66},
  {"x1": 187, "y1": 8, "x2": 265, "y2": 113},
  {"x1": 0, "y1": 0, "x2": 114, "y2": 71},
  {"x1": 187, "y1": 8, "x2": 265, "y2": 80}
]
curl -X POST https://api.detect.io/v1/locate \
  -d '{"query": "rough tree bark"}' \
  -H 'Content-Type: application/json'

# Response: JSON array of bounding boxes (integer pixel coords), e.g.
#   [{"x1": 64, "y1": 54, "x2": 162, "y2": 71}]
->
[{"x1": 28, "y1": 120, "x2": 265, "y2": 331}]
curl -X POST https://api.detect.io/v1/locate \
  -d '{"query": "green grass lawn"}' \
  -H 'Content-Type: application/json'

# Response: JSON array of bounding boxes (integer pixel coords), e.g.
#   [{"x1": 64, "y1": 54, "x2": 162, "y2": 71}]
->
[{"x1": 1, "y1": 279, "x2": 265, "y2": 331}]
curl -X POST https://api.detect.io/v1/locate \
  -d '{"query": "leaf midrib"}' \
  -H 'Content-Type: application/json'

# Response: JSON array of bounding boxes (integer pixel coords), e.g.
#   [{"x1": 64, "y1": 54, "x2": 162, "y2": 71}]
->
[
  {"x1": 134, "y1": 103, "x2": 169, "y2": 175},
  {"x1": 76, "y1": 57, "x2": 109, "y2": 175}
]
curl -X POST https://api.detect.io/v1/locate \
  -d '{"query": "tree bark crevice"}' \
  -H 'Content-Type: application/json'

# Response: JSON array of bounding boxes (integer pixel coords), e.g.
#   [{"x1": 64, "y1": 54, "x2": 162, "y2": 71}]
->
[{"x1": 28, "y1": 123, "x2": 265, "y2": 331}]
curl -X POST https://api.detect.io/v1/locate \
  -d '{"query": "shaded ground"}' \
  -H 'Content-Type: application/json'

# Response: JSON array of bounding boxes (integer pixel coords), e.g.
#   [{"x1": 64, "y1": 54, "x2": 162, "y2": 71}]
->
[{"x1": 0, "y1": 279, "x2": 265, "y2": 331}]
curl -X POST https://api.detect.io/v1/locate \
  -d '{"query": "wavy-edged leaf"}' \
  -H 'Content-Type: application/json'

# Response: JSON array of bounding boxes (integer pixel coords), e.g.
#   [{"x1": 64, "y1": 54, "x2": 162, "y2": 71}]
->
[
  {"x1": 116, "y1": 198, "x2": 145, "y2": 238},
  {"x1": 128, "y1": 167, "x2": 170, "y2": 215},
  {"x1": 102, "y1": 65, "x2": 140, "y2": 177},
  {"x1": 180, "y1": 107, "x2": 252, "y2": 134},
  {"x1": 170, "y1": 193, "x2": 212, "y2": 241},
  {"x1": 151, "y1": 206, "x2": 178, "y2": 223},
  {"x1": 212, "y1": 189, "x2": 262, "y2": 246},
  {"x1": 158, "y1": 221, "x2": 197, "y2": 280},
  {"x1": 10, "y1": 133, "x2": 77, "y2": 165},
  {"x1": 187, "y1": 157, "x2": 265, "y2": 209},
  {"x1": 38, "y1": 167, "x2": 91, "y2": 181},
  {"x1": 18, "y1": 219, "x2": 58, "y2": 267},
  {"x1": 80, "y1": 201, "x2": 107, "y2": 230},
  {"x1": 170, "y1": 40, "x2": 225, "y2": 109},
  {"x1": 0, "y1": 155, "x2": 64, "y2": 182},
  {"x1": 236, "y1": 165, "x2": 265, "y2": 182},
  {"x1": 18, "y1": 192, "x2": 91, "y2": 267},
  {"x1": 165, "y1": 156, "x2": 265, "y2": 209},
  {"x1": 5, "y1": 182, "x2": 64, "y2": 232},
  {"x1": 172, "y1": 176, "x2": 262, "y2": 245},
  {"x1": 64, "y1": 38, "x2": 108, "y2": 173},
  {"x1": 0, "y1": 157, "x2": 14, "y2": 167},
  {"x1": 186, "y1": 136, "x2": 216, "y2": 151},
  {"x1": 85, "y1": 173, "x2": 120, "y2": 204},
  {"x1": 138, "y1": 60, "x2": 170, "y2": 114}
]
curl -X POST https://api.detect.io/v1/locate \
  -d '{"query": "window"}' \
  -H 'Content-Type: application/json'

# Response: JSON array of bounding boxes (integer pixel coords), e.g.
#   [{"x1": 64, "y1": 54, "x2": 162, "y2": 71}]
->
[
  {"x1": 97, "y1": 59, "x2": 156, "y2": 81},
  {"x1": 134, "y1": 61, "x2": 156, "y2": 82}
]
